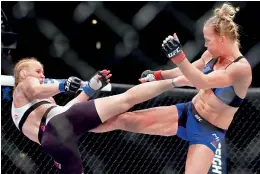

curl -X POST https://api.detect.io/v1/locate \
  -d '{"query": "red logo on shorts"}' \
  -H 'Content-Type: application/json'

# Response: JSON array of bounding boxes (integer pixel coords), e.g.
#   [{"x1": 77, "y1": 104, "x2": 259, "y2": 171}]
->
[
  {"x1": 54, "y1": 161, "x2": 61, "y2": 169},
  {"x1": 211, "y1": 140, "x2": 217, "y2": 148},
  {"x1": 211, "y1": 133, "x2": 220, "y2": 149},
  {"x1": 41, "y1": 126, "x2": 45, "y2": 131}
]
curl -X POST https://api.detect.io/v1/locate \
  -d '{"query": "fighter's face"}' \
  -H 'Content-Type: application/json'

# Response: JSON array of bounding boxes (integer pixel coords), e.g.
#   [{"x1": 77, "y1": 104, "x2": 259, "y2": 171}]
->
[
  {"x1": 25, "y1": 61, "x2": 45, "y2": 84},
  {"x1": 203, "y1": 26, "x2": 224, "y2": 58}
]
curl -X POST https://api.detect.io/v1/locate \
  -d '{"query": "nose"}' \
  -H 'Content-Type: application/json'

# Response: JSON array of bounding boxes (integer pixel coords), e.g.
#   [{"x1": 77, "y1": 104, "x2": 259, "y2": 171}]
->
[{"x1": 40, "y1": 74, "x2": 45, "y2": 78}]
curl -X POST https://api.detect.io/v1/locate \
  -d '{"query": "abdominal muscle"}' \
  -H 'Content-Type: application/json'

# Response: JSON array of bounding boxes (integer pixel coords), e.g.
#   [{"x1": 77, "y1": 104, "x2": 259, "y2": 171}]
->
[
  {"x1": 22, "y1": 104, "x2": 54, "y2": 145},
  {"x1": 192, "y1": 89, "x2": 239, "y2": 130}
]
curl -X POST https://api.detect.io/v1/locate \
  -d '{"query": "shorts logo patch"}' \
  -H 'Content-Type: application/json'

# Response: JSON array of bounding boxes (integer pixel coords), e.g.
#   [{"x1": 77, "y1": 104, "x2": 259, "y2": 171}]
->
[
  {"x1": 14, "y1": 114, "x2": 18, "y2": 121},
  {"x1": 54, "y1": 161, "x2": 61, "y2": 169},
  {"x1": 194, "y1": 114, "x2": 203, "y2": 122},
  {"x1": 41, "y1": 125, "x2": 45, "y2": 131},
  {"x1": 211, "y1": 140, "x2": 217, "y2": 148},
  {"x1": 211, "y1": 133, "x2": 220, "y2": 148}
]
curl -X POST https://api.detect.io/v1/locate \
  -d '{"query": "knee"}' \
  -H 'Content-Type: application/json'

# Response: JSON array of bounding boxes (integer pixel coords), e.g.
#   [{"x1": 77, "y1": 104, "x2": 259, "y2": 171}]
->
[
  {"x1": 164, "y1": 130, "x2": 177, "y2": 136},
  {"x1": 117, "y1": 112, "x2": 131, "y2": 123},
  {"x1": 162, "y1": 124, "x2": 178, "y2": 136},
  {"x1": 117, "y1": 112, "x2": 135, "y2": 130},
  {"x1": 119, "y1": 93, "x2": 135, "y2": 109}
]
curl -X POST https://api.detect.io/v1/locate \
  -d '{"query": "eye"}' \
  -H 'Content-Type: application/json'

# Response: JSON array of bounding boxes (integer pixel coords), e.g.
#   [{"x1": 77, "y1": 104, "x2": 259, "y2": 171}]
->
[{"x1": 36, "y1": 70, "x2": 42, "y2": 74}]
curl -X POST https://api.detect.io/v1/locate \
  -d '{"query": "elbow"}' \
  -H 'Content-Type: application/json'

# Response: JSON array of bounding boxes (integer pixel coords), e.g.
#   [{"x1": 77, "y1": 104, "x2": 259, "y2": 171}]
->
[
  {"x1": 194, "y1": 85, "x2": 204, "y2": 90},
  {"x1": 194, "y1": 85, "x2": 201, "y2": 90},
  {"x1": 30, "y1": 89, "x2": 39, "y2": 99},
  {"x1": 28, "y1": 86, "x2": 41, "y2": 99},
  {"x1": 194, "y1": 76, "x2": 209, "y2": 89},
  {"x1": 193, "y1": 81, "x2": 208, "y2": 90}
]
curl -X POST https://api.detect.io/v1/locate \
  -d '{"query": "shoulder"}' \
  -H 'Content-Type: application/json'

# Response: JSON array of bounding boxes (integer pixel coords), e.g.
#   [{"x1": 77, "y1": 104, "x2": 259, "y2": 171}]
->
[
  {"x1": 229, "y1": 58, "x2": 252, "y2": 82},
  {"x1": 13, "y1": 85, "x2": 23, "y2": 98},
  {"x1": 201, "y1": 50, "x2": 213, "y2": 64}
]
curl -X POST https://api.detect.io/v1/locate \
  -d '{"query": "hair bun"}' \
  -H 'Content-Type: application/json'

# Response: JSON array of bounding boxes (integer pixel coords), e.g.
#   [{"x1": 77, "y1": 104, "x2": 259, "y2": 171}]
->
[{"x1": 214, "y1": 3, "x2": 238, "y2": 20}]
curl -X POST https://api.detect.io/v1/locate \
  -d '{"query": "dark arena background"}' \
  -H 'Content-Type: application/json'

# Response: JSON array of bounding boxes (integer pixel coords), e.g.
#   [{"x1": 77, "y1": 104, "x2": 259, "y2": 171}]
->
[{"x1": 1, "y1": 1, "x2": 260, "y2": 174}]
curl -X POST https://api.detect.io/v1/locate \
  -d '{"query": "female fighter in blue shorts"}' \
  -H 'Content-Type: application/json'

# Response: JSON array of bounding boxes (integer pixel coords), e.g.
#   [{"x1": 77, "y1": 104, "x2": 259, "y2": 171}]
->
[
  {"x1": 11, "y1": 57, "x2": 176, "y2": 173},
  {"x1": 91, "y1": 3, "x2": 252, "y2": 174}
]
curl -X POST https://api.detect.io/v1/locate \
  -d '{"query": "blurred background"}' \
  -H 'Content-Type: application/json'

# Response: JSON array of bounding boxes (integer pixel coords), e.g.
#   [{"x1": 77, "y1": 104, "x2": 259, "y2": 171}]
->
[{"x1": 1, "y1": 1, "x2": 260, "y2": 87}]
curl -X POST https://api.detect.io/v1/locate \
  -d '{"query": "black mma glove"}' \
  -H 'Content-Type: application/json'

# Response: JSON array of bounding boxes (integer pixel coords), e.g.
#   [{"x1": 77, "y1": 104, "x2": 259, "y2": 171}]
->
[
  {"x1": 59, "y1": 76, "x2": 81, "y2": 93},
  {"x1": 161, "y1": 33, "x2": 186, "y2": 64}
]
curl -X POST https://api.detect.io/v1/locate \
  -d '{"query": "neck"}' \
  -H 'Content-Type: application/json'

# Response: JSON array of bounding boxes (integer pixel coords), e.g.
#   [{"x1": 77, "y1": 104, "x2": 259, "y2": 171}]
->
[{"x1": 221, "y1": 42, "x2": 242, "y2": 62}]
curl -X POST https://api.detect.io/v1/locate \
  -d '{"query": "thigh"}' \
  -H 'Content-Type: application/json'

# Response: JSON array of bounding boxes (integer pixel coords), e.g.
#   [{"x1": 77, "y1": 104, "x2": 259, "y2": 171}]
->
[
  {"x1": 185, "y1": 144, "x2": 214, "y2": 174},
  {"x1": 94, "y1": 93, "x2": 130, "y2": 122},
  {"x1": 41, "y1": 117, "x2": 84, "y2": 174},
  {"x1": 94, "y1": 79, "x2": 175, "y2": 122},
  {"x1": 65, "y1": 100, "x2": 102, "y2": 135},
  {"x1": 112, "y1": 105, "x2": 179, "y2": 136}
]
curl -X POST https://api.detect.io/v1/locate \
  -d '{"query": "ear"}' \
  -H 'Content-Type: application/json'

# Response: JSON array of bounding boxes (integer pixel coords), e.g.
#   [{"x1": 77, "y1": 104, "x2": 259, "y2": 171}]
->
[
  {"x1": 19, "y1": 70, "x2": 27, "y2": 79},
  {"x1": 220, "y1": 35, "x2": 226, "y2": 44}
]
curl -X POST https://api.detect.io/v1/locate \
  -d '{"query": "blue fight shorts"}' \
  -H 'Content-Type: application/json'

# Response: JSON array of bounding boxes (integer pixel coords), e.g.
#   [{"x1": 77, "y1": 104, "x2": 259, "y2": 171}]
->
[{"x1": 175, "y1": 102, "x2": 226, "y2": 153}]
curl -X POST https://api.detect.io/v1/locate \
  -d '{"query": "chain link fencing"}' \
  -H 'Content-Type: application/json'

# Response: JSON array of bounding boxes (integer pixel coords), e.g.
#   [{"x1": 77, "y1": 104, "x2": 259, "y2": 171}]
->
[{"x1": 2, "y1": 85, "x2": 260, "y2": 174}]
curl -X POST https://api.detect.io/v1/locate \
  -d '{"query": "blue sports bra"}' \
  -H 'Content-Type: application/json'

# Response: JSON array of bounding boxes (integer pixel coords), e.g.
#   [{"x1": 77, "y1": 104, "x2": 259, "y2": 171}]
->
[{"x1": 201, "y1": 56, "x2": 244, "y2": 107}]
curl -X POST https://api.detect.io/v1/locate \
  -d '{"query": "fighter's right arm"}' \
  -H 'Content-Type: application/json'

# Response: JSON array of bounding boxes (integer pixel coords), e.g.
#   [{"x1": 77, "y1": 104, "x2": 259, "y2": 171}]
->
[
  {"x1": 161, "y1": 50, "x2": 212, "y2": 79},
  {"x1": 20, "y1": 76, "x2": 81, "y2": 100},
  {"x1": 161, "y1": 58, "x2": 205, "y2": 79},
  {"x1": 19, "y1": 77, "x2": 61, "y2": 100},
  {"x1": 140, "y1": 50, "x2": 212, "y2": 82}
]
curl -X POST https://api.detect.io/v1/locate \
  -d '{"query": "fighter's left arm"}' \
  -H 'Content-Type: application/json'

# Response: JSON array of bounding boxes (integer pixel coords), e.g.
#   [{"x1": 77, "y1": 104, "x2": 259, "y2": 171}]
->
[
  {"x1": 161, "y1": 34, "x2": 250, "y2": 89},
  {"x1": 174, "y1": 58, "x2": 250, "y2": 89},
  {"x1": 65, "y1": 70, "x2": 112, "y2": 107}
]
